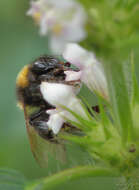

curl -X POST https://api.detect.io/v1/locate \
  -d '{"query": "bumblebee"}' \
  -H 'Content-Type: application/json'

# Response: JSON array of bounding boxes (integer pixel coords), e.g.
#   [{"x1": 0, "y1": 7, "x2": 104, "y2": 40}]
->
[{"x1": 16, "y1": 55, "x2": 80, "y2": 166}]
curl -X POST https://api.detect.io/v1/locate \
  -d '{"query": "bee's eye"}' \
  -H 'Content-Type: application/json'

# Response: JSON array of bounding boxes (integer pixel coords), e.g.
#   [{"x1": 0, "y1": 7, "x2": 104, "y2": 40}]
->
[
  {"x1": 34, "y1": 61, "x2": 46, "y2": 69},
  {"x1": 31, "y1": 55, "x2": 61, "y2": 75},
  {"x1": 31, "y1": 61, "x2": 46, "y2": 74},
  {"x1": 31, "y1": 61, "x2": 55, "y2": 74}
]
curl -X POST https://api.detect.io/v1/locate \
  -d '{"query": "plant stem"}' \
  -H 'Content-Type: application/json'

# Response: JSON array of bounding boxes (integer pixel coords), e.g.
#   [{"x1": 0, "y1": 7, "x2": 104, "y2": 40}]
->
[{"x1": 28, "y1": 166, "x2": 120, "y2": 190}]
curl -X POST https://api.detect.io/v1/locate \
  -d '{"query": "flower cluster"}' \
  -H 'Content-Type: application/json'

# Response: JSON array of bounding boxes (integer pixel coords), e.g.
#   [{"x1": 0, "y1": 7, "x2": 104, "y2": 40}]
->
[
  {"x1": 26, "y1": 0, "x2": 139, "y2": 186},
  {"x1": 39, "y1": 44, "x2": 108, "y2": 135},
  {"x1": 40, "y1": 81, "x2": 88, "y2": 134},
  {"x1": 27, "y1": 0, "x2": 87, "y2": 53},
  {"x1": 27, "y1": 0, "x2": 109, "y2": 139}
]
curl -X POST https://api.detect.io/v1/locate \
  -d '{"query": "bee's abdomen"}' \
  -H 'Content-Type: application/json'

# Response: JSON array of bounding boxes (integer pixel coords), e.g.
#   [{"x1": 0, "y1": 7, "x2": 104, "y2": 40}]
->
[{"x1": 16, "y1": 83, "x2": 54, "y2": 110}]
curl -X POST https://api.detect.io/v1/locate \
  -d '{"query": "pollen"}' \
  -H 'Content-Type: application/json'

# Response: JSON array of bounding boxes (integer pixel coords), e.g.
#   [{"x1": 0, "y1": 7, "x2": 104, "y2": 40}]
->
[
  {"x1": 52, "y1": 24, "x2": 63, "y2": 35},
  {"x1": 16, "y1": 65, "x2": 29, "y2": 88},
  {"x1": 33, "y1": 12, "x2": 41, "y2": 23}
]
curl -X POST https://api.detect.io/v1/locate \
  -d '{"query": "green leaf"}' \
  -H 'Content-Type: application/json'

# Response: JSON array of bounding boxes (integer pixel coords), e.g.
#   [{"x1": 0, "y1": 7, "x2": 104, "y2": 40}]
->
[
  {"x1": 123, "y1": 58, "x2": 133, "y2": 101},
  {"x1": 131, "y1": 52, "x2": 139, "y2": 105},
  {"x1": 78, "y1": 95, "x2": 99, "y2": 121},
  {"x1": 25, "y1": 181, "x2": 43, "y2": 190},
  {"x1": 98, "y1": 98, "x2": 112, "y2": 139},
  {"x1": 0, "y1": 168, "x2": 26, "y2": 190},
  {"x1": 104, "y1": 61, "x2": 134, "y2": 143},
  {"x1": 61, "y1": 105, "x2": 97, "y2": 132},
  {"x1": 26, "y1": 166, "x2": 120, "y2": 190}
]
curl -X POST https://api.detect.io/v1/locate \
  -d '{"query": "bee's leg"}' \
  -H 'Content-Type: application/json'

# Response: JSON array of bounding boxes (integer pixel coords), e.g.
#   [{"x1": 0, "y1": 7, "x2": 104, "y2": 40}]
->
[
  {"x1": 29, "y1": 109, "x2": 46, "y2": 122},
  {"x1": 31, "y1": 120, "x2": 54, "y2": 140},
  {"x1": 29, "y1": 110, "x2": 42, "y2": 122},
  {"x1": 29, "y1": 110, "x2": 54, "y2": 140}
]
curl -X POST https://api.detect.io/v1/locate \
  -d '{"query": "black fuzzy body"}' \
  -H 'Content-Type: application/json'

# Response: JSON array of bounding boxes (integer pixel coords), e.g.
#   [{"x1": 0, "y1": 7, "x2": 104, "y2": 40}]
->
[{"x1": 16, "y1": 55, "x2": 70, "y2": 140}]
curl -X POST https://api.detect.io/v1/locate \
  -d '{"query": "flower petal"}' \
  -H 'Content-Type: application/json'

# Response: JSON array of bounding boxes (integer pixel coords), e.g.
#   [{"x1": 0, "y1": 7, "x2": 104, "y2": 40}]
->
[
  {"x1": 40, "y1": 82, "x2": 76, "y2": 107},
  {"x1": 63, "y1": 43, "x2": 109, "y2": 100},
  {"x1": 50, "y1": 36, "x2": 67, "y2": 54},
  {"x1": 46, "y1": 0, "x2": 76, "y2": 9},
  {"x1": 47, "y1": 112, "x2": 64, "y2": 134},
  {"x1": 64, "y1": 70, "x2": 82, "y2": 81},
  {"x1": 63, "y1": 43, "x2": 94, "y2": 69},
  {"x1": 27, "y1": 0, "x2": 87, "y2": 53}
]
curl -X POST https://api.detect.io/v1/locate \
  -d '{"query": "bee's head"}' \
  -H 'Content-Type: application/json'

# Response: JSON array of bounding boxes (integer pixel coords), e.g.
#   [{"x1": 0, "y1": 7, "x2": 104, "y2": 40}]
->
[
  {"x1": 30, "y1": 55, "x2": 62, "y2": 75},
  {"x1": 30, "y1": 55, "x2": 72, "y2": 82}
]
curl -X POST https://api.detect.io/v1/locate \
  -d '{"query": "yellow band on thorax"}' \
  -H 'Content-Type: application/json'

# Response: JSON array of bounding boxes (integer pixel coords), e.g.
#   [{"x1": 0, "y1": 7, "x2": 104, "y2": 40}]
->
[{"x1": 16, "y1": 65, "x2": 29, "y2": 88}]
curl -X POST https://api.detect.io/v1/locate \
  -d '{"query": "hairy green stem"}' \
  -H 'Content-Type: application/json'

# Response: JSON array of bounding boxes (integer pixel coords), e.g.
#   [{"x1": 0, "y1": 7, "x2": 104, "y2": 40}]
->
[{"x1": 27, "y1": 166, "x2": 120, "y2": 190}]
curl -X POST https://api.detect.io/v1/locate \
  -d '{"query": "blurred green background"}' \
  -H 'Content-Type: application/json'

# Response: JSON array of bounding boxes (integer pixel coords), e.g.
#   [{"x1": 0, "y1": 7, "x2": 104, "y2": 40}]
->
[{"x1": 0, "y1": 0, "x2": 138, "y2": 189}]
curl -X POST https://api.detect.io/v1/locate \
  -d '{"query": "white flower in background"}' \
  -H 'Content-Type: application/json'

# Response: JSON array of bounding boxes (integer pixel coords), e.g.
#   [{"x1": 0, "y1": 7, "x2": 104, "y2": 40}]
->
[
  {"x1": 27, "y1": 0, "x2": 87, "y2": 54},
  {"x1": 40, "y1": 82, "x2": 88, "y2": 134},
  {"x1": 63, "y1": 43, "x2": 109, "y2": 100}
]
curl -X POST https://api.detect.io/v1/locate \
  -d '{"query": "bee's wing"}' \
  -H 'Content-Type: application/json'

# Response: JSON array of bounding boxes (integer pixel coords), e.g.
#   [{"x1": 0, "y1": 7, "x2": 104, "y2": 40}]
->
[{"x1": 23, "y1": 106, "x2": 66, "y2": 168}]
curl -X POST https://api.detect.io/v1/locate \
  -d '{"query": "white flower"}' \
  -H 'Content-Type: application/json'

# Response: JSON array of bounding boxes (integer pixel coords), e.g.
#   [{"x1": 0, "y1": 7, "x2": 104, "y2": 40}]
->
[
  {"x1": 64, "y1": 70, "x2": 82, "y2": 82},
  {"x1": 46, "y1": 109, "x2": 64, "y2": 134},
  {"x1": 27, "y1": 0, "x2": 87, "y2": 54},
  {"x1": 63, "y1": 43, "x2": 109, "y2": 100},
  {"x1": 40, "y1": 82, "x2": 88, "y2": 134},
  {"x1": 40, "y1": 82, "x2": 80, "y2": 107}
]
